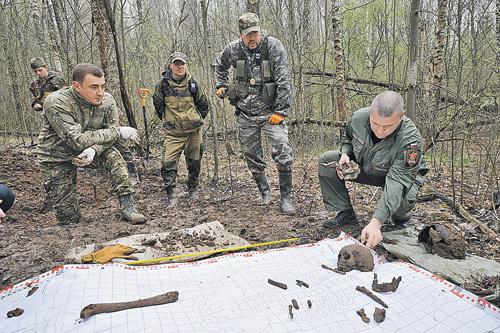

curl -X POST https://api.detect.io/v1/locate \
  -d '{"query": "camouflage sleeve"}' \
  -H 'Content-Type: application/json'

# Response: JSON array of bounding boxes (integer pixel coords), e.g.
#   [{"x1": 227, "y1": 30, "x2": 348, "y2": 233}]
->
[
  {"x1": 90, "y1": 94, "x2": 121, "y2": 156},
  {"x1": 29, "y1": 80, "x2": 41, "y2": 108},
  {"x1": 339, "y1": 115, "x2": 354, "y2": 159},
  {"x1": 52, "y1": 75, "x2": 68, "y2": 89},
  {"x1": 43, "y1": 96, "x2": 121, "y2": 155},
  {"x1": 153, "y1": 80, "x2": 165, "y2": 120},
  {"x1": 214, "y1": 42, "x2": 236, "y2": 89},
  {"x1": 269, "y1": 37, "x2": 292, "y2": 117}
]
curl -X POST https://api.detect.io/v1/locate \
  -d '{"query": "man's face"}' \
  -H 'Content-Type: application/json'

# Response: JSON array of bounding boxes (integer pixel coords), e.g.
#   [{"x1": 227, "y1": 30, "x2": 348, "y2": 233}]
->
[
  {"x1": 33, "y1": 66, "x2": 49, "y2": 79},
  {"x1": 240, "y1": 30, "x2": 262, "y2": 50},
  {"x1": 169, "y1": 60, "x2": 187, "y2": 80},
  {"x1": 370, "y1": 110, "x2": 404, "y2": 139},
  {"x1": 72, "y1": 74, "x2": 105, "y2": 105}
]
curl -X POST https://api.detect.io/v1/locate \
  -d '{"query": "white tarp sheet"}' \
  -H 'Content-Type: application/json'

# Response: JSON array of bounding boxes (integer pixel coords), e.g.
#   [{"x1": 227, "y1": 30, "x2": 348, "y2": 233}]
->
[{"x1": 0, "y1": 232, "x2": 499, "y2": 332}]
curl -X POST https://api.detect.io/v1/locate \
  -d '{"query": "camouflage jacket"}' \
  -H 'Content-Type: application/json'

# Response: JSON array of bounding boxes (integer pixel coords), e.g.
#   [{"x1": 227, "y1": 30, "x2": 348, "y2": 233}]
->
[
  {"x1": 215, "y1": 30, "x2": 292, "y2": 117},
  {"x1": 340, "y1": 107, "x2": 429, "y2": 223},
  {"x1": 38, "y1": 86, "x2": 122, "y2": 163},
  {"x1": 29, "y1": 71, "x2": 67, "y2": 109}
]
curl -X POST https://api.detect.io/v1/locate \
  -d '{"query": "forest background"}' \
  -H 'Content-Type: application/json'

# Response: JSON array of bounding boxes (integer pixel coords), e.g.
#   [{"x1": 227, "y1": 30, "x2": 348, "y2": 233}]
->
[{"x1": 1, "y1": 0, "x2": 500, "y2": 228}]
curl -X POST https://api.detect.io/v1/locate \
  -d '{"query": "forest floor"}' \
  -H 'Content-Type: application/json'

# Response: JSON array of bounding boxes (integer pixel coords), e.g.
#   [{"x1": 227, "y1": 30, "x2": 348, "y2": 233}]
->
[{"x1": 0, "y1": 146, "x2": 499, "y2": 304}]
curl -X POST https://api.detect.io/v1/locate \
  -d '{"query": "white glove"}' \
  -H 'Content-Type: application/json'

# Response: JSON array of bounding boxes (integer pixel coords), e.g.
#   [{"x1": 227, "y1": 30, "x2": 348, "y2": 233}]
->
[
  {"x1": 33, "y1": 103, "x2": 43, "y2": 111},
  {"x1": 118, "y1": 127, "x2": 140, "y2": 144},
  {"x1": 72, "y1": 148, "x2": 96, "y2": 167}
]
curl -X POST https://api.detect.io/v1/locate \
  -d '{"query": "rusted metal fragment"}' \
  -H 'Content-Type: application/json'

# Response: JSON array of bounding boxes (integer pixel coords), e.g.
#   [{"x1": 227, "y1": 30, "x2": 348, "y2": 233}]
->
[
  {"x1": 356, "y1": 286, "x2": 388, "y2": 308},
  {"x1": 268, "y1": 279, "x2": 287, "y2": 290},
  {"x1": 372, "y1": 273, "x2": 402, "y2": 292},
  {"x1": 373, "y1": 307, "x2": 386, "y2": 322},
  {"x1": 356, "y1": 308, "x2": 370, "y2": 323},
  {"x1": 7, "y1": 308, "x2": 24, "y2": 318},
  {"x1": 321, "y1": 264, "x2": 346, "y2": 275}
]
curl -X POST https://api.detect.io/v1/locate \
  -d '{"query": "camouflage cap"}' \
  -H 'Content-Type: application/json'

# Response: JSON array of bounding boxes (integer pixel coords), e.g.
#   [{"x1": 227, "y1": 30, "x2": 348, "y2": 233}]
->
[
  {"x1": 169, "y1": 52, "x2": 187, "y2": 64},
  {"x1": 238, "y1": 13, "x2": 261, "y2": 35},
  {"x1": 30, "y1": 57, "x2": 47, "y2": 69}
]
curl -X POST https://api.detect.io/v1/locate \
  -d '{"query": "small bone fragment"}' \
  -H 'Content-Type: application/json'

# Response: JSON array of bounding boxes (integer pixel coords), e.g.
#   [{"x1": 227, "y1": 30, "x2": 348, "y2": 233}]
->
[
  {"x1": 80, "y1": 291, "x2": 178, "y2": 319},
  {"x1": 321, "y1": 264, "x2": 346, "y2": 275},
  {"x1": 307, "y1": 300, "x2": 312, "y2": 309},
  {"x1": 356, "y1": 308, "x2": 370, "y2": 323},
  {"x1": 292, "y1": 299, "x2": 299, "y2": 310},
  {"x1": 296, "y1": 279, "x2": 309, "y2": 288},
  {"x1": 373, "y1": 307, "x2": 386, "y2": 322},
  {"x1": 372, "y1": 273, "x2": 402, "y2": 292},
  {"x1": 289, "y1": 305, "x2": 293, "y2": 319},
  {"x1": 7, "y1": 308, "x2": 24, "y2": 318},
  {"x1": 356, "y1": 286, "x2": 388, "y2": 308},
  {"x1": 27, "y1": 286, "x2": 39, "y2": 297},
  {"x1": 268, "y1": 279, "x2": 287, "y2": 290}
]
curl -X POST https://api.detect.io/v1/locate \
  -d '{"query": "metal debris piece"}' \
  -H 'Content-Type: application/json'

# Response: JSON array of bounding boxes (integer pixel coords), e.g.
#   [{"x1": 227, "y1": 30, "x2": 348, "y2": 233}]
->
[
  {"x1": 268, "y1": 279, "x2": 287, "y2": 290},
  {"x1": 321, "y1": 264, "x2": 346, "y2": 275},
  {"x1": 373, "y1": 307, "x2": 386, "y2": 322},
  {"x1": 289, "y1": 305, "x2": 293, "y2": 319},
  {"x1": 296, "y1": 279, "x2": 309, "y2": 288},
  {"x1": 372, "y1": 273, "x2": 402, "y2": 292},
  {"x1": 338, "y1": 245, "x2": 374, "y2": 272},
  {"x1": 356, "y1": 286, "x2": 388, "y2": 308},
  {"x1": 307, "y1": 300, "x2": 312, "y2": 308},
  {"x1": 27, "y1": 286, "x2": 39, "y2": 297},
  {"x1": 292, "y1": 299, "x2": 299, "y2": 310},
  {"x1": 418, "y1": 222, "x2": 466, "y2": 259},
  {"x1": 7, "y1": 308, "x2": 24, "y2": 318},
  {"x1": 356, "y1": 308, "x2": 370, "y2": 323}
]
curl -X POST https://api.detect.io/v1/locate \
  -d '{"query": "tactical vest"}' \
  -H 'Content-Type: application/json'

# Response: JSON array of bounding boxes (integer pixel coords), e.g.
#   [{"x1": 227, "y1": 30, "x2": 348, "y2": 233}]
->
[
  {"x1": 162, "y1": 77, "x2": 199, "y2": 102},
  {"x1": 227, "y1": 40, "x2": 277, "y2": 106}
]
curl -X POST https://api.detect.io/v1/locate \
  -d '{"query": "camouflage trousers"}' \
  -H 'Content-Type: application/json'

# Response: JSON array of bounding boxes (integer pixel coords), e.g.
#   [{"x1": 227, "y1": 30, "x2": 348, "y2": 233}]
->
[
  {"x1": 39, "y1": 147, "x2": 134, "y2": 225},
  {"x1": 237, "y1": 113, "x2": 293, "y2": 177},
  {"x1": 161, "y1": 128, "x2": 202, "y2": 190},
  {"x1": 115, "y1": 139, "x2": 135, "y2": 167}
]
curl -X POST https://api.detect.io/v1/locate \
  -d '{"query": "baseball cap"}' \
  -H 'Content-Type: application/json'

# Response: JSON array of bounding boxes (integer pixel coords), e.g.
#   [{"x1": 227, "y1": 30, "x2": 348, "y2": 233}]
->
[
  {"x1": 169, "y1": 52, "x2": 187, "y2": 64},
  {"x1": 238, "y1": 13, "x2": 261, "y2": 35},
  {"x1": 30, "y1": 57, "x2": 47, "y2": 69}
]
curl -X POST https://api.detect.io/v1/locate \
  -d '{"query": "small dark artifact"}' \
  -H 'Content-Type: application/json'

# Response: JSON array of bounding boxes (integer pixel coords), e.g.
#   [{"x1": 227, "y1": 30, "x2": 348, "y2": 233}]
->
[{"x1": 373, "y1": 307, "x2": 386, "y2": 322}]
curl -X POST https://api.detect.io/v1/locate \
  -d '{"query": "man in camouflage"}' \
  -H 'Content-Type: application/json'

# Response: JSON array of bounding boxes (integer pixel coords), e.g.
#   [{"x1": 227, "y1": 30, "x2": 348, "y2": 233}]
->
[
  {"x1": 29, "y1": 57, "x2": 141, "y2": 185},
  {"x1": 38, "y1": 63, "x2": 147, "y2": 225},
  {"x1": 29, "y1": 57, "x2": 67, "y2": 111},
  {"x1": 153, "y1": 52, "x2": 209, "y2": 207},
  {"x1": 318, "y1": 91, "x2": 429, "y2": 248},
  {"x1": 215, "y1": 13, "x2": 295, "y2": 214}
]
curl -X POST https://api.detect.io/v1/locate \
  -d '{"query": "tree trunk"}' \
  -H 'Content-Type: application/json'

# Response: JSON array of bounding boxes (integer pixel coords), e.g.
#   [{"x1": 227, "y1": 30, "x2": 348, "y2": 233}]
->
[
  {"x1": 246, "y1": 0, "x2": 259, "y2": 15},
  {"x1": 497, "y1": 0, "x2": 500, "y2": 89},
  {"x1": 43, "y1": 0, "x2": 63, "y2": 72},
  {"x1": 406, "y1": 0, "x2": 420, "y2": 120},
  {"x1": 433, "y1": 0, "x2": 447, "y2": 107},
  {"x1": 332, "y1": 0, "x2": 347, "y2": 121}
]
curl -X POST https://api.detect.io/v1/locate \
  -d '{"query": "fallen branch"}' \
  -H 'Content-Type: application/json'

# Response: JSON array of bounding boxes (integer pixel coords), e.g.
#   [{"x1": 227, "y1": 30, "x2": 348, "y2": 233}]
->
[
  {"x1": 80, "y1": 291, "x2": 179, "y2": 320},
  {"x1": 417, "y1": 191, "x2": 499, "y2": 241}
]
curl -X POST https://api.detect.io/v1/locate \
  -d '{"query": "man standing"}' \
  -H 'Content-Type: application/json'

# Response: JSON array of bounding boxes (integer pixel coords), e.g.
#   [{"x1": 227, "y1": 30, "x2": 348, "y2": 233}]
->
[
  {"x1": 215, "y1": 13, "x2": 295, "y2": 214},
  {"x1": 29, "y1": 57, "x2": 67, "y2": 111},
  {"x1": 38, "y1": 63, "x2": 146, "y2": 225},
  {"x1": 153, "y1": 52, "x2": 209, "y2": 208},
  {"x1": 29, "y1": 57, "x2": 140, "y2": 185},
  {"x1": 318, "y1": 91, "x2": 429, "y2": 248}
]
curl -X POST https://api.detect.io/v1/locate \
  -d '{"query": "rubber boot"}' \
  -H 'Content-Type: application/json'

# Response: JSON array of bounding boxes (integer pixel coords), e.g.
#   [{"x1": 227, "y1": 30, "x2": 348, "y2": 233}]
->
[
  {"x1": 166, "y1": 186, "x2": 177, "y2": 208},
  {"x1": 279, "y1": 171, "x2": 295, "y2": 214},
  {"x1": 118, "y1": 194, "x2": 146, "y2": 224},
  {"x1": 254, "y1": 173, "x2": 271, "y2": 205},
  {"x1": 127, "y1": 164, "x2": 140, "y2": 186}
]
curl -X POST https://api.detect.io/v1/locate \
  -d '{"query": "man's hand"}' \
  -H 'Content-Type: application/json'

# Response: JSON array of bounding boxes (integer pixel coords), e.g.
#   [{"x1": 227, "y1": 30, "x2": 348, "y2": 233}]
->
[
  {"x1": 118, "y1": 126, "x2": 140, "y2": 144},
  {"x1": 269, "y1": 114, "x2": 285, "y2": 125},
  {"x1": 33, "y1": 103, "x2": 43, "y2": 111},
  {"x1": 216, "y1": 87, "x2": 227, "y2": 98},
  {"x1": 337, "y1": 153, "x2": 351, "y2": 179},
  {"x1": 72, "y1": 148, "x2": 96, "y2": 167},
  {"x1": 361, "y1": 218, "x2": 383, "y2": 248},
  {"x1": 81, "y1": 244, "x2": 139, "y2": 263}
]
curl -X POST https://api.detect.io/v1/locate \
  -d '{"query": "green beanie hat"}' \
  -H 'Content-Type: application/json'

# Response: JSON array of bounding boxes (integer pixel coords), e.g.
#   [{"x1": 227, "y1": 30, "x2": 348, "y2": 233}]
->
[{"x1": 30, "y1": 57, "x2": 47, "y2": 69}]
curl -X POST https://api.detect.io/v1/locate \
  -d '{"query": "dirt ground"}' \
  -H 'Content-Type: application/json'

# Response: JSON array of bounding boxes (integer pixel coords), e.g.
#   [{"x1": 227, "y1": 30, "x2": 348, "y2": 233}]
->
[{"x1": 0, "y1": 147, "x2": 499, "y2": 303}]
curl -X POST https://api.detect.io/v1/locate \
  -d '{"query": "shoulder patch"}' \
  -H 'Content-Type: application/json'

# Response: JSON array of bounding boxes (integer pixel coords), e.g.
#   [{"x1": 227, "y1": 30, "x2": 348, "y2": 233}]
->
[{"x1": 406, "y1": 149, "x2": 420, "y2": 167}]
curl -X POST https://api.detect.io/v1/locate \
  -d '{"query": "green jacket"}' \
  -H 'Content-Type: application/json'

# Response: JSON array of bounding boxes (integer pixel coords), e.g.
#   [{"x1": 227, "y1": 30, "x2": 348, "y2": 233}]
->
[
  {"x1": 340, "y1": 107, "x2": 429, "y2": 223},
  {"x1": 29, "y1": 71, "x2": 67, "y2": 108},
  {"x1": 38, "y1": 86, "x2": 122, "y2": 163},
  {"x1": 153, "y1": 70, "x2": 209, "y2": 137}
]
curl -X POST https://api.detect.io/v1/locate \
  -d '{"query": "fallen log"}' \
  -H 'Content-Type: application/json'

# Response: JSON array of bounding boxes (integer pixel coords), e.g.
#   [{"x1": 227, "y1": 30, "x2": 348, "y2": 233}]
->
[{"x1": 80, "y1": 291, "x2": 179, "y2": 320}]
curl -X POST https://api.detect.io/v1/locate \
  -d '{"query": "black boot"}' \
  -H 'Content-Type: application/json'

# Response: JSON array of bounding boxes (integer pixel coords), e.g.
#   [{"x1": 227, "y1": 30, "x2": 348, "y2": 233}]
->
[
  {"x1": 324, "y1": 208, "x2": 356, "y2": 227},
  {"x1": 127, "y1": 164, "x2": 140, "y2": 186},
  {"x1": 166, "y1": 186, "x2": 177, "y2": 208},
  {"x1": 279, "y1": 171, "x2": 295, "y2": 214},
  {"x1": 255, "y1": 173, "x2": 271, "y2": 205},
  {"x1": 392, "y1": 217, "x2": 410, "y2": 229},
  {"x1": 119, "y1": 194, "x2": 146, "y2": 224}
]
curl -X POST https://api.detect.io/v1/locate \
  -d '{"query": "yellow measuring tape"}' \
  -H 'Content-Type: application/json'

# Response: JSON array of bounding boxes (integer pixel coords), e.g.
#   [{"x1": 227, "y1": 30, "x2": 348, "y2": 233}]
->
[{"x1": 125, "y1": 237, "x2": 298, "y2": 265}]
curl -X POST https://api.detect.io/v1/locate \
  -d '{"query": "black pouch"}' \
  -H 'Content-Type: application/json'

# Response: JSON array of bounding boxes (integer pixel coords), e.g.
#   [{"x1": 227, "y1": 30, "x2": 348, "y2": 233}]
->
[{"x1": 261, "y1": 82, "x2": 277, "y2": 101}]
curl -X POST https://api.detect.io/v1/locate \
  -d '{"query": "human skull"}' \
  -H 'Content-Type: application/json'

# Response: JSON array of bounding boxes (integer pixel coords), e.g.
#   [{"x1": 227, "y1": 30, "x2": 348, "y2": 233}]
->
[{"x1": 337, "y1": 244, "x2": 374, "y2": 272}]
